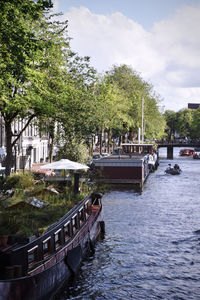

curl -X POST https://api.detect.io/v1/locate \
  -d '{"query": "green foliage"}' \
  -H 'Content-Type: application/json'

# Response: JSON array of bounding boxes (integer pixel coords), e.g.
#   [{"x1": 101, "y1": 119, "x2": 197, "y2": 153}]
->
[
  {"x1": 56, "y1": 136, "x2": 90, "y2": 164},
  {"x1": 163, "y1": 108, "x2": 200, "y2": 140},
  {"x1": 0, "y1": 177, "x2": 87, "y2": 236},
  {"x1": 5, "y1": 172, "x2": 34, "y2": 190},
  {"x1": 56, "y1": 53, "x2": 98, "y2": 141},
  {"x1": 0, "y1": 0, "x2": 68, "y2": 175},
  {"x1": 105, "y1": 64, "x2": 165, "y2": 140},
  {"x1": 189, "y1": 108, "x2": 200, "y2": 138},
  {"x1": 163, "y1": 110, "x2": 178, "y2": 140},
  {"x1": 1, "y1": 1, "x2": 166, "y2": 174},
  {"x1": 176, "y1": 109, "x2": 194, "y2": 137}
]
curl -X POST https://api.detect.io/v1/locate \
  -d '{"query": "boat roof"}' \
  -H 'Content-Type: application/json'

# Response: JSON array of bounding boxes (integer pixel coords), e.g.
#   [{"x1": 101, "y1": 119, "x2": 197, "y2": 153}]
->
[{"x1": 121, "y1": 143, "x2": 154, "y2": 146}]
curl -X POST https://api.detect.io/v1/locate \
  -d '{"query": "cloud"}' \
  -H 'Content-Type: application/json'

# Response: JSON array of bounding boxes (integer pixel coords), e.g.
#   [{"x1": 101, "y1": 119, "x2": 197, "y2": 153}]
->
[
  {"x1": 64, "y1": 7, "x2": 165, "y2": 76},
  {"x1": 62, "y1": 5, "x2": 200, "y2": 111},
  {"x1": 153, "y1": 6, "x2": 200, "y2": 69}
]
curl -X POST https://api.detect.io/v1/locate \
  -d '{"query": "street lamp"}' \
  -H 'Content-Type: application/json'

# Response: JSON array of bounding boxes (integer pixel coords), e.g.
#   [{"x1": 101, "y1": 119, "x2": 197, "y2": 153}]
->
[{"x1": 27, "y1": 145, "x2": 33, "y2": 171}]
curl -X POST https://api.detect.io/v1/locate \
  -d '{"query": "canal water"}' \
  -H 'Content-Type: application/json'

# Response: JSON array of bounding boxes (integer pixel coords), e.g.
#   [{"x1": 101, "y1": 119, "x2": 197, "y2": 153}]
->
[{"x1": 56, "y1": 147, "x2": 200, "y2": 299}]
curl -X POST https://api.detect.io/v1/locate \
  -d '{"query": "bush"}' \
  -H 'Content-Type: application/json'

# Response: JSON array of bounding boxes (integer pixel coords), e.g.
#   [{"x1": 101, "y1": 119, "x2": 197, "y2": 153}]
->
[
  {"x1": 55, "y1": 137, "x2": 90, "y2": 164},
  {"x1": 5, "y1": 172, "x2": 34, "y2": 190}
]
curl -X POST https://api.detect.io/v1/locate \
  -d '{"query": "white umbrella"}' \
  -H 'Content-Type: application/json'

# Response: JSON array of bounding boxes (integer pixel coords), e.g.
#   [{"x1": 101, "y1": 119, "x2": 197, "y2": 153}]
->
[{"x1": 40, "y1": 159, "x2": 89, "y2": 170}]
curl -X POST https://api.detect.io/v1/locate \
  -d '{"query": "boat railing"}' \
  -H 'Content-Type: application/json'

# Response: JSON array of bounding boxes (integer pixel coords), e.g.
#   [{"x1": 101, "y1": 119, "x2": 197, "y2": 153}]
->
[
  {"x1": 45, "y1": 194, "x2": 91, "y2": 232},
  {"x1": 28, "y1": 202, "x2": 102, "y2": 276}
]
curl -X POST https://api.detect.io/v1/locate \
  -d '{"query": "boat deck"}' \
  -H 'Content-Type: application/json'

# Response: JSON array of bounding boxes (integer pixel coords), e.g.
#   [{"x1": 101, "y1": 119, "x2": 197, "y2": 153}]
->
[{"x1": 100, "y1": 154, "x2": 146, "y2": 160}]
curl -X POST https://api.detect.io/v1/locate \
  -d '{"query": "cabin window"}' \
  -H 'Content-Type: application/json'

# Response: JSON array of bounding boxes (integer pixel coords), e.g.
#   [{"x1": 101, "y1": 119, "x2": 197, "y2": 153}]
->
[
  {"x1": 43, "y1": 237, "x2": 51, "y2": 257},
  {"x1": 28, "y1": 246, "x2": 38, "y2": 266},
  {"x1": 79, "y1": 207, "x2": 85, "y2": 225},
  {"x1": 85, "y1": 200, "x2": 90, "y2": 219},
  {"x1": 54, "y1": 229, "x2": 62, "y2": 249},
  {"x1": 72, "y1": 214, "x2": 79, "y2": 234},
  {"x1": 64, "y1": 221, "x2": 71, "y2": 241}
]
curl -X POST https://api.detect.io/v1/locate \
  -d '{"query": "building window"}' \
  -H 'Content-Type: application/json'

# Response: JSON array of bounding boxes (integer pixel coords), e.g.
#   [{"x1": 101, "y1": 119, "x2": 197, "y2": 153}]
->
[
  {"x1": 28, "y1": 246, "x2": 38, "y2": 266},
  {"x1": 64, "y1": 221, "x2": 71, "y2": 242},
  {"x1": 43, "y1": 237, "x2": 51, "y2": 257},
  {"x1": 54, "y1": 229, "x2": 62, "y2": 249}
]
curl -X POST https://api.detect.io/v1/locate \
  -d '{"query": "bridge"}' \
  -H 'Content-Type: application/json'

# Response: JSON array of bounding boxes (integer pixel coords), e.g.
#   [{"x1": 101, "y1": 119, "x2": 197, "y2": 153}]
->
[{"x1": 157, "y1": 140, "x2": 200, "y2": 159}]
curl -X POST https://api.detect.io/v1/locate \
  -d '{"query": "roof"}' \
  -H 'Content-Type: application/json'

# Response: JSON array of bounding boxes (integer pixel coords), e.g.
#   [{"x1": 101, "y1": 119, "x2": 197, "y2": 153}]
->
[
  {"x1": 188, "y1": 103, "x2": 200, "y2": 109},
  {"x1": 121, "y1": 143, "x2": 154, "y2": 146}
]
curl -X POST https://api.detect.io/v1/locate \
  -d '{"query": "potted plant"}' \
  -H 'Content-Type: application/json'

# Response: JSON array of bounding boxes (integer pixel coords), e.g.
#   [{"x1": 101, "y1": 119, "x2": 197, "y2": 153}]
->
[
  {"x1": 0, "y1": 234, "x2": 9, "y2": 246},
  {"x1": 0, "y1": 224, "x2": 11, "y2": 246},
  {"x1": 0, "y1": 218, "x2": 16, "y2": 246}
]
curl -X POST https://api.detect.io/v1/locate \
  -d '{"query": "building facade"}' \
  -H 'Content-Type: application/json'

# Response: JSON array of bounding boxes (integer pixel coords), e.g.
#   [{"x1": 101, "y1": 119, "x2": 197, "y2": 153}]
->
[{"x1": 0, "y1": 117, "x2": 50, "y2": 171}]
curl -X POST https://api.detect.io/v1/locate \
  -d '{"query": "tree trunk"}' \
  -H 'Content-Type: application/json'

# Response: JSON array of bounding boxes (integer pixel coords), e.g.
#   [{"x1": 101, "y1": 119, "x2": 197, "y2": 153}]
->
[
  {"x1": 49, "y1": 136, "x2": 54, "y2": 163},
  {"x1": 90, "y1": 136, "x2": 94, "y2": 157},
  {"x1": 107, "y1": 128, "x2": 111, "y2": 153},
  {"x1": 48, "y1": 122, "x2": 55, "y2": 163},
  {"x1": 129, "y1": 128, "x2": 134, "y2": 142},
  {"x1": 119, "y1": 136, "x2": 122, "y2": 146},
  {"x1": 99, "y1": 128, "x2": 103, "y2": 155},
  {"x1": 5, "y1": 120, "x2": 13, "y2": 176}
]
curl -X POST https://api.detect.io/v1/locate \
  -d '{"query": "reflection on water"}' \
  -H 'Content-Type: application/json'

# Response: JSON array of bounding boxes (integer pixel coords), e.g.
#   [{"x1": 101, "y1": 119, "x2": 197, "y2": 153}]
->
[{"x1": 55, "y1": 148, "x2": 200, "y2": 299}]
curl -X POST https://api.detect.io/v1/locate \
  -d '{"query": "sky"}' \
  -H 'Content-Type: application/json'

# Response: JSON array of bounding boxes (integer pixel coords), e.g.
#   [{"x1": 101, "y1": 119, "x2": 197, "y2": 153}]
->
[{"x1": 52, "y1": 0, "x2": 200, "y2": 112}]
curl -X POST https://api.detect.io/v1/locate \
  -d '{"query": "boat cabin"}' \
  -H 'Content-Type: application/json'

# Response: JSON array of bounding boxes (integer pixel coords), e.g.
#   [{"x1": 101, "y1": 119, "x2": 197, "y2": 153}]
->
[
  {"x1": 93, "y1": 143, "x2": 158, "y2": 187},
  {"x1": 121, "y1": 143, "x2": 154, "y2": 155}
]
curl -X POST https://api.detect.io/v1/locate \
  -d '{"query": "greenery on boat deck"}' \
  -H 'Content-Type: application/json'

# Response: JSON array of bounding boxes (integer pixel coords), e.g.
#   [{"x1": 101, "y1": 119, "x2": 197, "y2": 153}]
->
[{"x1": 0, "y1": 172, "x2": 91, "y2": 237}]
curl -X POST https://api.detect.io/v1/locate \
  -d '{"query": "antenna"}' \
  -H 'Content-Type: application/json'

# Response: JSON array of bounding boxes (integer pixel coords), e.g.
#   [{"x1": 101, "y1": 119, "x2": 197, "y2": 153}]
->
[{"x1": 141, "y1": 97, "x2": 144, "y2": 143}]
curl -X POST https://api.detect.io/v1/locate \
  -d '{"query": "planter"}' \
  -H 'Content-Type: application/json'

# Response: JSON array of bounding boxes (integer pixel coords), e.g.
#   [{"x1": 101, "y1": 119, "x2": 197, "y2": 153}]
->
[{"x1": 0, "y1": 235, "x2": 8, "y2": 246}]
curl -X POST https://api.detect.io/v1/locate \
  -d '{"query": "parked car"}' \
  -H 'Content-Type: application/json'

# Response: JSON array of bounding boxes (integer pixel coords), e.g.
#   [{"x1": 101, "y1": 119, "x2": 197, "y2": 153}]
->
[
  {"x1": 101, "y1": 153, "x2": 110, "y2": 157},
  {"x1": 92, "y1": 154, "x2": 102, "y2": 160}
]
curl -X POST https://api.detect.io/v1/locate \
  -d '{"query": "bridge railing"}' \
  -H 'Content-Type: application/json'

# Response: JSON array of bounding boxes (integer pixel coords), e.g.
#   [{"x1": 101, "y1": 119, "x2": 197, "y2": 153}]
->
[{"x1": 156, "y1": 138, "x2": 200, "y2": 147}]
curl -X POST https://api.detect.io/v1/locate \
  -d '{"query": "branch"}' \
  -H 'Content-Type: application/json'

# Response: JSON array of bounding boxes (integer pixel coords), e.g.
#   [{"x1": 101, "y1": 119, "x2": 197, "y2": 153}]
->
[{"x1": 12, "y1": 114, "x2": 36, "y2": 147}]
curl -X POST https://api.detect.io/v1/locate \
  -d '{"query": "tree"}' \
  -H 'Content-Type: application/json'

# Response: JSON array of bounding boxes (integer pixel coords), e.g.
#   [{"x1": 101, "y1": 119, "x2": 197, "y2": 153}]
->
[
  {"x1": 190, "y1": 108, "x2": 200, "y2": 139},
  {"x1": 163, "y1": 110, "x2": 177, "y2": 141},
  {"x1": 144, "y1": 97, "x2": 166, "y2": 140},
  {"x1": 106, "y1": 65, "x2": 165, "y2": 142},
  {"x1": 91, "y1": 77, "x2": 130, "y2": 153},
  {"x1": 0, "y1": 0, "x2": 69, "y2": 175},
  {"x1": 176, "y1": 109, "x2": 193, "y2": 138},
  {"x1": 55, "y1": 137, "x2": 90, "y2": 164}
]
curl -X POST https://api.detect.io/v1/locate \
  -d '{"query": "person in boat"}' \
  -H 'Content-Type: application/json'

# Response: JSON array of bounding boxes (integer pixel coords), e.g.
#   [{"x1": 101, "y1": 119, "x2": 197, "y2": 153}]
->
[
  {"x1": 166, "y1": 164, "x2": 172, "y2": 171},
  {"x1": 174, "y1": 164, "x2": 180, "y2": 170}
]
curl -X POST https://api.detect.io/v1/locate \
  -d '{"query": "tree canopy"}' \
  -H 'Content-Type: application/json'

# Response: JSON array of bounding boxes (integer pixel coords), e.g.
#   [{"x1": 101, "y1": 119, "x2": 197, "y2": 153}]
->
[
  {"x1": 0, "y1": 1, "x2": 168, "y2": 174},
  {"x1": 0, "y1": 0, "x2": 66, "y2": 174}
]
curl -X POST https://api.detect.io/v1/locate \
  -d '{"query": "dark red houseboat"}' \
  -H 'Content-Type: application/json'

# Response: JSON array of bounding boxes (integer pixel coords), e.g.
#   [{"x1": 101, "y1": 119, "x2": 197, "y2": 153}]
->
[
  {"x1": 94, "y1": 143, "x2": 158, "y2": 188},
  {"x1": 0, "y1": 193, "x2": 104, "y2": 300}
]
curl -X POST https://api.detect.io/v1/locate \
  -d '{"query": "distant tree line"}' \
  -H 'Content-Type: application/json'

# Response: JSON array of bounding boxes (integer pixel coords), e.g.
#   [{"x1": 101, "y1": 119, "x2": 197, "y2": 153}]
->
[
  {"x1": 164, "y1": 109, "x2": 200, "y2": 141},
  {"x1": 0, "y1": 0, "x2": 166, "y2": 175}
]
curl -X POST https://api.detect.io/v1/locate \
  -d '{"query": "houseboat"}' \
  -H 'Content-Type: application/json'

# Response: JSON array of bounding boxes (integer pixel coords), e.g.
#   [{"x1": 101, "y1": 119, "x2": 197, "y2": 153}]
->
[
  {"x1": 0, "y1": 193, "x2": 104, "y2": 300},
  {"x1": 179, "y1": 149, "x2": 194, "y2": 156},
  {"x1": 93, "y1": 143, "x2": 158, "y2": 188}
]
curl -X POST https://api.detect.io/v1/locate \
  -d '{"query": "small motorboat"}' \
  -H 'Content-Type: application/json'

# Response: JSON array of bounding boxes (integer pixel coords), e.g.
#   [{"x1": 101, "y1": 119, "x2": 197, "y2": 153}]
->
[
  {"x1": 165, "y1": 168, "x2": 181, "y2": 175},
  {"x1": 165, "y1": 164, "x2": 181, "y2": 175},
  {"x1": 179, "y1": 149, "x2": 194, "y2": 156}
]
